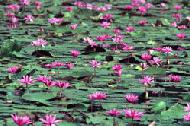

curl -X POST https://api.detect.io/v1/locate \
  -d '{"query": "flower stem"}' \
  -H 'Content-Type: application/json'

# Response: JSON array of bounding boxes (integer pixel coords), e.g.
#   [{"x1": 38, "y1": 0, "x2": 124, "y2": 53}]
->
[
  {"x1": 113, "y1": 117, "x2": 116, "y2": 126},
  {"x1": 145, "y1": 86, "x2": 148, "y2": 100}
]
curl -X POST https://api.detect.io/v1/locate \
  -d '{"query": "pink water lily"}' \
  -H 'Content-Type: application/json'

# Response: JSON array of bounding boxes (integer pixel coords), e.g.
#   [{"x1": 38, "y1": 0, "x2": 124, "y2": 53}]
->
[
  {"x1": 8, "y1": 65, "x2": 22, "y2": 74},
  {"x1": 24, "y1": 14, "x2": 34, "y2": 23},
  {"x1": 172, "y1": 13, "x2": 181, "y2": 22},
  {"x1": 169, "y1": 74, "x2": 181, "y2": 82},
  {"x1": 19, "y1": 75, "x2": 33, "y2": 86},
  {"x1": 32, "y1": 38, "x2": 48, "y2": 47},
  {"x1": 19, "y1": 0, "x2": 30, "y2": 6},
  {"x1": 141, "y1": 53, "x2": 152, "y2": 60},
  {"x1": 124, "y1": 94, "x2": 139, "y2": 104},
  {"x1": 149, "y1": 57, "x2": 162, "y2": 66},
  {"x1": 126, "y1": 26, "x2": 135, "y2": 32},
  {"x1": 178, "y1": 25, "x2": 187, "y2": 29},
  {"x1": 36, "y1": 75, "x2": 52, "y2": 84},
  {"x1": 90, "y1": 60, "x2": 101, "y2": 68},
  {"x1": 112, "y1": 64, "x2": 122, "y2": 76},
  {"x1": 174, "y1": 5, "x2": 182, "y2": 11},
  {"x1": 70, "y1": 24, "x2": 78, "y2": 30},
  {"x1": 34, "y1": 1, "x2": 42, "y2": 10},
  {"x1": 8, "y1": 16, "x2": 19, "y2": 29},
  {"x1": 101, "y1": 13, "x2": 113, "y2": 20},
  {"x1": 161, "y1": 47, "x2": 172, "y2": 54},
  {"x1": 138, "y1": 19, "x2": 148, "y2": 26},
  {"x1": 139, "y1": 76, "x2": 154, "y2": 86},
  {"x1": 48, "y1": 18, "x2": 63, "y2": 25},
  {"x1": 65, "y1": 62, "x2": 74, "y2": 69},
  {"x1": 184, "y1": 113, "x2": 190, "y2": 121},
  {"x1": 71, "y1": 50, "x2": 80, "y2": 58},
  {"x1": 88, "y1": 92, "x2": 107, "y2": 101},
  {"x1": 176, "y1": 33, "x2": 186, "y2": 40},
  {"x1": 100, "y1": 22, "x2": 111, "y2": 28},
  {"x1": 112, "y1": 34, "x2": 124, "y2": 43},
  {"x1": 54, "y1": 81, "x2": 71, "y2": 89},
  {"x1": 106, "y1": 108, "x2": 121, "y2": 117},
  {"x1": 138, "y1": 6, "x2": 147, "y2": 14},
  {"x1": 51, "y1": 61, "x2": 65, "y2": 68},
  {"x1": 140, "y1": 63, "x2": 148, "y2": 70},
  {"x1": 124, "y1": 5, "x2": 133, "y2": 11},
  {"x1": 66, "y1": 6, "x2": 73, "y2": 12},
  {"x1": 124, "y1": 109, "x2": 144, "y2": 120},
  {"x1": 185, "y1": 103, "x2": 190, "y2": 112},
  {"x1": 40, "y1": 114, "x2": 61, "y2": 126},
  {"x1": 6, "y1": 4, "x2": 20, "y2": 12},
  {"x1": 12, "y1": 114, "x2": 32, "y2": 126},
  {"x1": 84, "y1": 37, "x2": 97, "y2": 47}
]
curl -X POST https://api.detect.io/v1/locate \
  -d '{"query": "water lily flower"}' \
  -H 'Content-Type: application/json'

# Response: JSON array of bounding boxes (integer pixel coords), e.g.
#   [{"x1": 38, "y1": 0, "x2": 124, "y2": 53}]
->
[
  {"x1": 66, "y1": 6, "x2": 73, "y2": 12},
  {"x1": 138, "y1": 6, "x2": 147, "y2": 14},
  {"x1": 71, "y1": 50, "x2": 80, "y2": 58},
  {"x1": 54, "y1": 81, "x2": 71, "y2": 89},
  {"x1": 51, "y1": 61, "x2": 65, "y2": 68},
  {"x1": 101, "y1": 13, "x2": 113, "y2": 20},
  {"x1": 36, "y1": 75, "x2": 52, "y2": 83},
  {"x1": 178, "y1": 25, "x2": 187, "y2": 29},
  {"x1": 84, "y1": 37, "x2": 97, "y2": 47},
  {"x1": 20, "y1": 0, "x2": 30, "y2": 6},
  {"x1": 124, "y1": 94, "x2": 139, "y2": 104},
  {"x1": 141, "y1": 53, "x2": 152, "y2": 61},
  {"x1": 24, "y1": 14, "x2": 34, "y2": 23},
  {"x1": 100, "y1": 22, "x2": 111, "y2": 28},
  {"x1": 172, "y1": 13, "x2": 181, "y2": 22},
  {"x1": 171, "y1": 22, "x2": 177, "y2": 27},
  {"x1": 6, "y1": 4, "x2": 20, "y2": 12},
  {"x1": 48, "y1": 18, "x2": 63, "y2": 25},
  {"x1": 184, "y1": 103, "x2": 190, "y2": 112},
  {"x1": 40, "y1": 114, "x2": 61, "y2": 126},
  {"x1": 90, "y1": 60, "x2": 101, "y2": 68},
  {"x1": 5, "y1": 12, "x2": 15, "y2": 18},
  {"x1": 8, "y1": 66, "x2": 22, "y2": 74},
  {"x1": 121, "y1": 43, "x2": 134, "y2": 51},
  {"x1": 65, "y1": 62, "x2": 74, "y2": 69},
  {"x1": 139, "y1": 76, "x2": 154, "y2": 86},
  {"x1": 176, "y1": 33, "x2": 186, "y2": 40},
  {"x1": 124, "y1": 5, "x2": 133, "y2": 11},
  {"x1": 70, "y1": 24, "x2": 78, "y2": 30},
  {"x1": 86, "y1": 3, "x2": 94, "y2": 10},
  {"x1": 161, "y1": 47, "x2": 172, "y2": 54},
  {"x1": 112, "y1": 34, "x2": 124, "y2": 43},
  {"x1": 145, "y1": 3, "x2": 153, "y2": 9},
  {"x1": 19, "y1": 75, "x2": 33, "y2": 86},
  {"x1": 113, "y1": 28, "x2": 121, "y2": 34},
  {"x1": 32, "y1": 38, "x2": 48, "y2": 47},
  {"x1": 138, "y1": 19, "x2": 148, "y2": 26},
  {"x1": 112, "y1": 64, "x2": 122, "y2": 76},
  {"x1": 123, "y1": 109, "x2": 144, "y2": 120},
  {"x1": 106, "y1": 108, "x2": 121, "y2": 117},
  {"x1": 88, "y1": 92, "x2": 107, "y2": 101},
  {"x1": 11, "y1": 114, "x2": 32, "y2": 126},
  {"x1": 34, "y1": 1, "x2": 42, "y2": 10},
  {"x1": 149, "y1": 57, "x2": 162, "y2": 66},
  {"x1": 169, "y1": 75, "x2": 181, "y2": 82},
  {"x1": 174, "y1": 5, "x2": 182, "y2": 11},
  {"x1": 8, "y1": 16, "x2": 19, "y2": 29},
  {"x1": 184, "y1": 113, "x2": 190, "y2": 121},
  {"x1": 74, "y1": 1, "x2": 86, "y2": 8},
  {"x1": 96, "y1": 34, "x2": 111, "y2": 42},
  {"x1": 126, "y1": 26, "x2": 135, "y2": 32},
  {"x1": 140, "y1": 63, "x2": 149, "y2": 70},
  {"x1": 96, "y1": 6, "x2": 107, "y2": 12}
]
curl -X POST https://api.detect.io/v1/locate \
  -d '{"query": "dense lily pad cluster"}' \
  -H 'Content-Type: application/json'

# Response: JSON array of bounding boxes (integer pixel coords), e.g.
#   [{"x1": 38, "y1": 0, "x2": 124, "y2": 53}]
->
[{"x1": 0, "y1": 0, "x2": 190, "y2": 125}]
